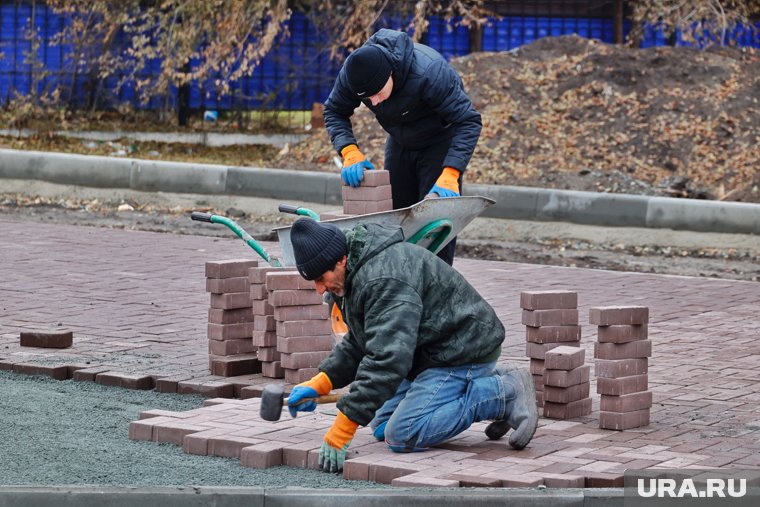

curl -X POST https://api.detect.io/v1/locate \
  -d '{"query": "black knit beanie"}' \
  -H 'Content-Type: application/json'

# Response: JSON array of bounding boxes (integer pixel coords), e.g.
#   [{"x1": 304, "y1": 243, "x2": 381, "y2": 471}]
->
[
  {"x1": 290, "y1": 218, "x2": 347, "y2": 280},
  {"x1": 345, "y1": 45, "x2": 392, "y2": 97}
]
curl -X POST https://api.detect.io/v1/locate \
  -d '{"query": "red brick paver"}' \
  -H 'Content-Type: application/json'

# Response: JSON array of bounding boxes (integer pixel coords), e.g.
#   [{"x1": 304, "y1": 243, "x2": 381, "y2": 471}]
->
[{"x1": 2, "y1": 218, "x2": 760, "y2": 487}]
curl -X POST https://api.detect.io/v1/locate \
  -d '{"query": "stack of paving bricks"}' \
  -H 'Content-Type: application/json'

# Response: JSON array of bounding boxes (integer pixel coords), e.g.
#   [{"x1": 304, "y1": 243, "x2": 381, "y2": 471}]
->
[
  {"x1": 267, "y1": 271, "x2": 332, "y2": 385},
  {"x1": 521, "y1": 290, "x2": 581, "y2": 408},
  {"x1": 342, "y1": 170, "x2": 393, "y2": 215},
  {"x1": 591, "y1": 306, "x2": 652, "y2": 430},
  {"x1": 206, "y1": 259, "x2": 261, "y2": 377},
  {"x1": 543, "y1": 346, "x2": 592, "y2": 419},
  {"x1": 249, "y1": 264, "x2": 292, "y2": 378}
]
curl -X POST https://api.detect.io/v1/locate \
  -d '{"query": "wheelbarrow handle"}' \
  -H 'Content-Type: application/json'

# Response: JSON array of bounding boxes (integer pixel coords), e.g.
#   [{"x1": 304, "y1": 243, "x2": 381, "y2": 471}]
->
[
  {"x1": 278, "y1": 204, "x2": 320, "y2": 221},
  {"x1": 190, "y1": 211, "x2": 214, "y2": 223}
]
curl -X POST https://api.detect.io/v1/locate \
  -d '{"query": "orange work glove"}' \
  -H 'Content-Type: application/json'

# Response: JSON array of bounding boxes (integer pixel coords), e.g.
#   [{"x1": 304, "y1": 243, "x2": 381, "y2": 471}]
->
[
  {"x1": 427, "y1": 167, "x2": 461, "y2": 198},
  {"x1": 341, "y1": 144, "x2": 375, "y2": 187},
  {"x1": 319, "y1": 410, "x2": 359, "y2": 473}
]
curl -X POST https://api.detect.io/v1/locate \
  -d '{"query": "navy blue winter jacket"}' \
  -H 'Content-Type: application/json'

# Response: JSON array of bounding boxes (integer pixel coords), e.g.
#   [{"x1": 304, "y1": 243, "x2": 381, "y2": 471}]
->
[{"x1": 324, "y1": 29, "x2": 482, "y2": 173}]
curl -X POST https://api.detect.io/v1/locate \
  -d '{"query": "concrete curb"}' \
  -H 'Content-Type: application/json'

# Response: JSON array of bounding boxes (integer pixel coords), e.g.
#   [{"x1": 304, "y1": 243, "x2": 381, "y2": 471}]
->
[
  {"x1": 1, "y1": 148, "x2": 757, "y2": 234},
  {"x1": 0, "y1": 486, "x2": 623, "y2": 507}
]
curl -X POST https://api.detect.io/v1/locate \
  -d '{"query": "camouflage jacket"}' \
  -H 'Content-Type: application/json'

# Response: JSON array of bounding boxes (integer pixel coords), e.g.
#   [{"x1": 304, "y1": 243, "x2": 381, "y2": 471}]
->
[{"x1": 319, "y1": 223, "x2": 504, "y2": 427}]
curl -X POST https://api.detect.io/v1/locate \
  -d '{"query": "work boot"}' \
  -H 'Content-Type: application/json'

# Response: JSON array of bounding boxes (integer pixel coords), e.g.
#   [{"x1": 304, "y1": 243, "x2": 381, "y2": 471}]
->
[
  {"x1": 489, "y1": 365, "x2": 538, "y2": 450},
  {"x1": 484, "y1": 363, "x2": 519, "y2": 440}
]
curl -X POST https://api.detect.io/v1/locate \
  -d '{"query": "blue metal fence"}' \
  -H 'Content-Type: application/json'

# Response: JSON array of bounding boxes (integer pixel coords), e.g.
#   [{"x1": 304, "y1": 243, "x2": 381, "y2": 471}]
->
[{"x1": 0, "y1": 3, "x2": 757, "y2": 113}]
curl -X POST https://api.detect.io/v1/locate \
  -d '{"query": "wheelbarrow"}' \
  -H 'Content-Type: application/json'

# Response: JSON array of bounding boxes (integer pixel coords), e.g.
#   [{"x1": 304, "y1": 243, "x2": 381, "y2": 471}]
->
[{"x1": 191, "y1": 195, "x2": 495, "y2": 335}]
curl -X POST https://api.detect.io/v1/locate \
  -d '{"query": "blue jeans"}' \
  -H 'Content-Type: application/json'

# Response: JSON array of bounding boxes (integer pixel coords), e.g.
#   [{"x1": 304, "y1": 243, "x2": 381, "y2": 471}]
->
[{"x1": 369, "y1": 362, "x2": 504, "y2": 452}]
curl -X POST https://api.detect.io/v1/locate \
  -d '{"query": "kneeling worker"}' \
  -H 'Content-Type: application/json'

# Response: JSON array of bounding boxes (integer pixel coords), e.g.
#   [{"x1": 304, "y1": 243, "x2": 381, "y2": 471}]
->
[{"x1": 286, "y1": 218, "x2": 538, "y2": 473}]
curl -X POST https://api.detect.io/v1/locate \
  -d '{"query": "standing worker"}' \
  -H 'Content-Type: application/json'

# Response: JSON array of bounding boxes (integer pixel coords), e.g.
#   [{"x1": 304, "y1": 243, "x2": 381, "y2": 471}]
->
[
  {"x1": 324, "y1": 28, "x2": 482, "y2": 266},
  {"x1": 285, "y1": 218, "x2": 537, "y2": 473}
]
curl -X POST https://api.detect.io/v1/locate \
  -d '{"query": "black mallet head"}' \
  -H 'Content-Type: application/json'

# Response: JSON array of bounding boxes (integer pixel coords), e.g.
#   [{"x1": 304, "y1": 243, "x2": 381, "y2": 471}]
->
[{"x1": 260, "y1": 384, "x2": 286, "y2": 421}]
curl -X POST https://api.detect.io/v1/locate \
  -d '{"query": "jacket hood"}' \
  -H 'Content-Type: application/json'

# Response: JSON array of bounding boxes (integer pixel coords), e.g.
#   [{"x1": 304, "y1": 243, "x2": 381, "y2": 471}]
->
[
  {"x1": 345, "y1": 222, "x2": 405, "y2": 286},
  {"x1": 365, "y1": 29, "x2": 415, "y2": 91}
]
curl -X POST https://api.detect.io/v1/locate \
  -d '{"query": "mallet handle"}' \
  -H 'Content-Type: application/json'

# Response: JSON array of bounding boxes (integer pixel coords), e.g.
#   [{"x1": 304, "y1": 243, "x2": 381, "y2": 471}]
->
[{"x1": 286, "y1": 393, "x2": 341, "y2": 407}]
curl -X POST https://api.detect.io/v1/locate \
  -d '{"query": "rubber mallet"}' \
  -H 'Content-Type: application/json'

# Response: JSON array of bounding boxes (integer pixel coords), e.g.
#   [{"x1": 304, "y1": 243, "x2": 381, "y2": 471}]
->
[{"x1": 259, "y1": 383, "x2": 341, "y2": 421}]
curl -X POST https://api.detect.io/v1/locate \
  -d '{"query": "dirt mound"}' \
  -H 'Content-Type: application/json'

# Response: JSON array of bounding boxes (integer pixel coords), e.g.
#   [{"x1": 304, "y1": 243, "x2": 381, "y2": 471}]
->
[{"x1": 279, "y1": 36, "x2": 760, "y2": 202}]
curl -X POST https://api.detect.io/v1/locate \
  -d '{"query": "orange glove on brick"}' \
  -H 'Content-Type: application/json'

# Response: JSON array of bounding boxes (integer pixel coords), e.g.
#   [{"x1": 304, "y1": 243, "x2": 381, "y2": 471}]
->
[{"x1": 341, "y1": 144, "x2": 375, "y2": 187}]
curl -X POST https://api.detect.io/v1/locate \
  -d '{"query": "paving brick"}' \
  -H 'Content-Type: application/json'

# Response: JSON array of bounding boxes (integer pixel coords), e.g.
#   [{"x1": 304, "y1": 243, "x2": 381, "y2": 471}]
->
[
  {"x1": 252, "y1": 330, "x2": 277, "y2": 347},
  {"x1": 444, "y1": 473, "x2": 502, "y2": 487},
  {"x1": 253, "y1": 315, "x2": 276, "y2": 332},
  {"x1": 599, "y1": 409, "x2": 651, "y2": 430},
  {"x1": 342, "y1": 185, "x2": 392, "y2": 202},
  {"x1": 544, "y1": 346, "x2": 586, "y2": 370},
  {"x1": 584, "y1": 472, "x2": 625, "y2": 488},
  {"x1": 206, "y1": 276, "x2": 249, "y2": 294},
  {"x1": 210, "y1": 292, "x2": 252, "y2": 310},
  {"x1": 526, "y1": 341, "x2": 580, "y2": 360},
  {"x1": 589, "y1": 306, "x2": 649, "y2": 326},
  {"x1": 276, "y1": 334, "x2": 333, "y2": 353},
  {"x1": 283, "y1": 441, "x2": 322, "y2": 468},
  {"x1": 182, "y1": 428, "x2": 234, "y2": 455},
  {"x1": 209, "y1": 435, "x2": 267, "y2": 458},
  {"x1": 269, "y1": 289, "x2": 324, "y2": 307},
  {"x1": 543, "y1": 398, "x2": 593, "y2": 419},
  {"x1": 248, "y1": 266, "x2": 293, "y2": 284},
  {"x1": 177, "y1": 380, "x2": 235, "y2": 398},
  {"x1": 520, "y1": 290, "x2": 578, "y2": 310},
  {"x1": 72, "y1": 366, "x2": 112, "y2": 382},
  {"x1": 597, "y1": 324, "x2": 648, "y2": 343},
  {"x1": 542, "y1": 473, "x2": 586, "y2": 488},
  {"x1": 240, "y1": 441, "x2": 284, "y2": 468},
  {"x1": 262, "y1": 361, "x2": 284, "y2": 378},
  {"x1": 596, "y1": 374, "x2": 648, "y2": 396},
  {"x1": 205, "y1": 259, "x2": 259, "y2": 279},
  {"x1": 251, "y1": 299, "x2": 274, "y2": 316},
  {"x1": 208, "y1": 338, "x2": 255, "y2": 356},
  {"x1": 529, "y1": 358, "x2": 545, "y2": 375},
  {"x1": 544, "y1": 365, "x2": 591, "y2": 387},
  {"x1": 280, "y1": 350, "x2": 331, "y2": 369},
  {"x1": 369, "y1": 461, "x2": 425, "y2": 484},
  {"x1": 153, "y1": 422, "x2": 208, "y2": 445},
  {"x1": 594, "y1": 340, "x2": 652, "y2": 360},
  {"x1": 533, "y1": 374, "x2": 544, "y2": 391},
  {"x1": 128, "y1": 416, "x2": 179, "y2": 441},
  {"x1": 284, "y1": 367, "x2": 319, "y2": 384},
  {"x1": 320, "y1": 210, "x2": 354, "y2": 221},
  {"x1": 522, "y1": 308, "x2": 579, "y2": 327},
  {"x1": 357, "y1": 170, "x2": 390, "y2": 187},
  {"x1": 155, "y1": 376, "x2": 193, "y2": 393},
  {"x1": 500, "y1": 475, "x2": 545, "y2": 487},
  {"x1": 13, "y1": 363, "x2": 69, "y2": 380},
  {"x1": 526, "y1": 325, "x2": 582, "y2": 344},
  {"x1": 20, "y1": 329, "x2": 73, "y2": 348},
  {"x1": 600, "y1": 392, "x2": 653, "y2": 412},
  {"x1": 208, "y1": 354, "x2": 262, "y2": 377},
  {"x1": 595, "y1": 358, "x2": 648, "y2": 378},
  {"x1": 257, "y1": 346, "x2": 281, "y2": 362},
  {"x1": 343, "y1": 199, "x2": 393, "y2": 215},
  {"x1": 208, "y1": 307, "x2": 255, "y2": 325},
  {"x1": 544, "y1": 382, "x2": 590, "y2": 403},
  {"x1": 249, "y1": 284, "x2": 268, "y2": 300},
  {"x1": 207, "y1": 322, "x2": 256, "y2": 340},
  {"x1": 391, "y1": 474, "x2": 460, "y2": 487},
  {"x1": 274, "y1": 304, "x2": 329, "y2": 322},
  {"x1": 266, "y1": 272, "x2": 316, "y2": 291},
  {"x1": 277, "y1": 319, "x2": 332, "y2": 337}
]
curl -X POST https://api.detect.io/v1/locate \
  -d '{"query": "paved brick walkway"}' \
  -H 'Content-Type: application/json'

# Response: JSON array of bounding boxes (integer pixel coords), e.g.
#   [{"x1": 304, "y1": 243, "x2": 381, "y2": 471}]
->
[{"x1": 2, "y1": 218, "x2": 760, "y2": 487}]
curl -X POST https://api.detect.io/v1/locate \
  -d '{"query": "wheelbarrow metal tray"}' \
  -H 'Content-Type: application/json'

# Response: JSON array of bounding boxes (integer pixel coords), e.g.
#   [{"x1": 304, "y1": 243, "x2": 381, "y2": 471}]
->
[{"x1": 273, "y1": 196, "x2": 495, "y2": 267}]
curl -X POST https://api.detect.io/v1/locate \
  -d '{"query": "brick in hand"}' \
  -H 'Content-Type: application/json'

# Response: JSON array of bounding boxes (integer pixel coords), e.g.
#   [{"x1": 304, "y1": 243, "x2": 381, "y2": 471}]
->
[{"x1": 342, "y1": 169, "x2": 393, "y2": 215}]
